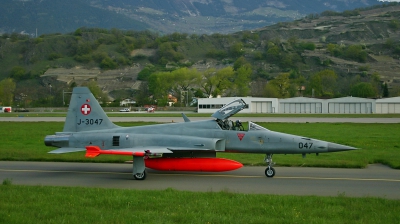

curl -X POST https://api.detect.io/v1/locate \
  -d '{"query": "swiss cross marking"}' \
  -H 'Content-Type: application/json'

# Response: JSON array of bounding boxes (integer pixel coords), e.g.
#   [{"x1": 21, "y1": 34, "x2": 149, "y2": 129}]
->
[
  {"x1": 237, "y1": 133, "x2": 245, "y2": 141},
  {"x1": 81, "y1": 104, "x2": 91, "y2": 115}
]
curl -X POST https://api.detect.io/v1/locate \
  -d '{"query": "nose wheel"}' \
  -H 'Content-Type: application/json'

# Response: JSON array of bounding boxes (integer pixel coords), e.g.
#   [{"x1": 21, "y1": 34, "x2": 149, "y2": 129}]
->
[
  {"x1": 264, "y1": 154, "x2": 275, "y2": 178},
  {"x1": 265, "y1": 166, "x2": 275, "y2": 177},
  {"x1": 133, "y1": 171, "x2": 146, "y2": 180}
]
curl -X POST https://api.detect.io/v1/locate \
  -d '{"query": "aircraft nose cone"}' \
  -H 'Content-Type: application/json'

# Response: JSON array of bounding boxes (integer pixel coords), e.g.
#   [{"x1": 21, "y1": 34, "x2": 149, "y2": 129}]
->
[{"x1": 327, "y1": 143, "x2": 357, "y2": 152}]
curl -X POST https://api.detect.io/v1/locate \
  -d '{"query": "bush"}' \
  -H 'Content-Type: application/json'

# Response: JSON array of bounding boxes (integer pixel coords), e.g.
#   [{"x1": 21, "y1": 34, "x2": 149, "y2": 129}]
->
[
  {"x1": 344, "y1": 45, "x2": 367, "y2": 62},
  {"x1": 74, "y1": 54, "x2": 92, "y2": 63},
  {"x1": 100, "y1": 57, "x2": 118, "y2": 69},
  {"x1": 48, "y1": 53, "x2": 63, "y2": 60}
]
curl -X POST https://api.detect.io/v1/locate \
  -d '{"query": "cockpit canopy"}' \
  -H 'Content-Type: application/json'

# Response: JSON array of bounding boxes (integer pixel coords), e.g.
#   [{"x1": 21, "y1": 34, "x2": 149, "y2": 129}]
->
[
  {"x1": 211, "y1": 99, "x2": 269, "y2": 132},
  {"x1": 211, "y1": 99, "x2": 247, "y2": 120},
  {"x1": 248, "y1": 122, "x2": 269, "y2": 131}
]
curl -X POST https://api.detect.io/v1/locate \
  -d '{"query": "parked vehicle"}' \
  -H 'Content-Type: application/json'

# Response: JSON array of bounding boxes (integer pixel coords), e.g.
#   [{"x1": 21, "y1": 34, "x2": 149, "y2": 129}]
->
[
  {"x1": 146, "y1": 107, "x2": 155, "y2": 113},
  {"x1": 14, "y1": 108, "x2": 29, "y2": 112},
  {"x1": 0, "y1": 106, "x2": 12, "y2": 113},
  {"x1": 119, "y1": 108, "x2": 130, "y2": 112}
]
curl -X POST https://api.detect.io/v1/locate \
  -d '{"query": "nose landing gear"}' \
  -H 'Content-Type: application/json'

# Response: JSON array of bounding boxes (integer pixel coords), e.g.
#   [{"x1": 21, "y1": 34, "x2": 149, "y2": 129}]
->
[{"x1": 264, "y1": 154, "x2": 275, "y2": 178}]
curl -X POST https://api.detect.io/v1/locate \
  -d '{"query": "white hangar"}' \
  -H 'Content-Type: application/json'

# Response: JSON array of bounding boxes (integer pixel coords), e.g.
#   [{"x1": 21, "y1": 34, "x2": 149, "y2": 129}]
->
[
  {"x1": 326, "y1": 97, "x2": 375, "y2": 114},
  {"x1": 279, "y1": 97, "x2": 324, "y2": 114},
  {"x1": 376, "y1": 97, "x2": 400, "y2": 114},
  {"x1": 197, "y1": 96, "x2": 400, "y2": 114},
  {"x1": 197, "y1": 97, "x2": 279, "y2": 113}
]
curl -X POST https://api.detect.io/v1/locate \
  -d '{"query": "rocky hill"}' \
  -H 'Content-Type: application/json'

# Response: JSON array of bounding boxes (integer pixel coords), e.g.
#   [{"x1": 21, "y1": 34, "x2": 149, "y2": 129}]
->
[{"x1": 0, "y1": 0, "x2": 390, "y2": 35}]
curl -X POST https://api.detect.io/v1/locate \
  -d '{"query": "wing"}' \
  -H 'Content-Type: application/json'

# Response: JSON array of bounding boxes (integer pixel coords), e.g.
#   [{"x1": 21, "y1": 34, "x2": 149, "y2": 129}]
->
[
  {"x1": 84, "y1": 146, "x2": 174, "y2": 158},
  {"x1": 48, "y1": 148, "x2": 86, "y2": 154},
  {"x1": 48, "y1": 146, "x2": 173, "y2": 155}
]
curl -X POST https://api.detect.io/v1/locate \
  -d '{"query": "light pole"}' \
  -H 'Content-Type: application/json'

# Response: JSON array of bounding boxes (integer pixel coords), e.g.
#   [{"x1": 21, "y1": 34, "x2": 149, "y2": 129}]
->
[{"x1": 63, "y1": 90, "x2": 72, "y2": 106}]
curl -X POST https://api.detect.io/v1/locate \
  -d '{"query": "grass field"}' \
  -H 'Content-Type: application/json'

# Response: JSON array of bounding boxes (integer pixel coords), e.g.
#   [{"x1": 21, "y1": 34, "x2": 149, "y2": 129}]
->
[
  {"x1": 2, "y1": 112, "x2": 400, "y2": 118},
  {"x1": 1, "y1": 183, "x2": 399, "y2": 224},
  {"x1": 0, "y1": 122, "x2": 399, "y2": 169}
]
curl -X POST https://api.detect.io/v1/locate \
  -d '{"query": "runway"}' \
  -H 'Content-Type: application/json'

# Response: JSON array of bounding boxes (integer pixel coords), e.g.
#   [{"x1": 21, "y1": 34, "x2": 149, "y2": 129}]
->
[{"x1": 1, "y1": 161, "x2": 399, "y2": 199}]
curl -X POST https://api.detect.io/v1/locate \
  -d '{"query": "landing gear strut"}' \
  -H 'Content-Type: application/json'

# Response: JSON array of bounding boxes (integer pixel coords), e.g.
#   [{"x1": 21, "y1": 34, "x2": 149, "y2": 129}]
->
[{"x1": 264, "y1": 154, "x2": 275, "y2": 178}]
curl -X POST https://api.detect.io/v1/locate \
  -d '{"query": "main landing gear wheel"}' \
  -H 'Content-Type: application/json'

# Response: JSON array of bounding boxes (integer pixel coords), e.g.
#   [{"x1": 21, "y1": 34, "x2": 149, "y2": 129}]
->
[
  {"x1": 265, "y1": 167, "x2": 275, "y2": 178},
  {"x1": 133, "y1": 171, "x2": 146, "y2": 180}
]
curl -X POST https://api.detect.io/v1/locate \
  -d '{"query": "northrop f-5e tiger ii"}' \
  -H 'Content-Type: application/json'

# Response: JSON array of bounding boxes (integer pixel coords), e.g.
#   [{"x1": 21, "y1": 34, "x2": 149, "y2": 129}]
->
[{"x1": 45, "y1": 87, "x2": 357, "y2": 180}]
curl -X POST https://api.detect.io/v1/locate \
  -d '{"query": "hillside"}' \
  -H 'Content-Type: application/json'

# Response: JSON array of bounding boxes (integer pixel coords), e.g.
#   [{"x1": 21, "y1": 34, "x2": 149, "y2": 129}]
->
[
  {"x1": 1, "y1": 4, "x2": 400, "y2": 107},
  {"x1": 0, "y1": 0, "x2": 389, "y2": 36}
]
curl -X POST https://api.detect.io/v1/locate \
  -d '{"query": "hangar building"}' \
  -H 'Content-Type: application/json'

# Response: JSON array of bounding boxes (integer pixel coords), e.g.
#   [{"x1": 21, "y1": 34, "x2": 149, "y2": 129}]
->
[
  {"x1": 197, "y1": 96, "x2": 399, "y2": 114},
  {"x1": 376, "y1": 97, "x2": 400, "y2": 113},
  {"x1": 198, "y1": 97, "x2": 278, "y2": 113},
  {"x1": 279, "y1": 97, "x2": 324, "y2": 114},
  {"x1": 326, "y1": 97, "x2": 375, "y2": 114}
]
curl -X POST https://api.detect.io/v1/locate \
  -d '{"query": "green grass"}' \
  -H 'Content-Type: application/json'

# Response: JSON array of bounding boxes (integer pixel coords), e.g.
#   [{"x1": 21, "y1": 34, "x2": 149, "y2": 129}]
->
[
  {"x1": 0, "y1": 122, "x2": 399, "y2": 169},
  {"x1": 0, "y1": 184, "x2": 399, "y2": 224}
]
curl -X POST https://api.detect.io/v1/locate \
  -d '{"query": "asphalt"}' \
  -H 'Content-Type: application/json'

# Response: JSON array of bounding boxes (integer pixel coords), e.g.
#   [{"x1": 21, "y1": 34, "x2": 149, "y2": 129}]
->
[{"x1": 1, "y1": 161, "x2": 399, "y2": 199}]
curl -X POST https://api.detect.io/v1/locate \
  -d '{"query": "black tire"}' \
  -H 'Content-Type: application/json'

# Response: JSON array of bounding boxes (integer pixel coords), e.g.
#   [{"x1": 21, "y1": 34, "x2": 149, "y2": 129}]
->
[
  {"x1": 134, "y1": 171, "x2": 146, "y2": 180},
  {"x1": 265, "y1": 167, "x2": 275, "y2": 178}
]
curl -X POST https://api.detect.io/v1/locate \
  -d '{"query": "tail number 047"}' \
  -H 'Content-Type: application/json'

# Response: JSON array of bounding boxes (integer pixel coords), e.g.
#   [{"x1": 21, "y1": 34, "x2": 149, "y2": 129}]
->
[{"x1": 299, "y1": 142, "x2": 313, "y2": 149}]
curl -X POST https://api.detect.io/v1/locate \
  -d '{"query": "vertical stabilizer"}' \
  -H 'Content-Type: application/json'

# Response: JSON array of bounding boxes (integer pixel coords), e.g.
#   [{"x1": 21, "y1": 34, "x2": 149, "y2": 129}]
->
[{"x1": 63, "y1": 87, "x2": 119, "y2": 132}]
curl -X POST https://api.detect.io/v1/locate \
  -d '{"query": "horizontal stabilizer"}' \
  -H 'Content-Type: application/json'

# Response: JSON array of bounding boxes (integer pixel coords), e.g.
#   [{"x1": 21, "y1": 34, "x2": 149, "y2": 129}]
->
[
  {"x1": 181, "y1": 113, "x2": 190, "y2": 122},
  {"x1": 48, "y1": 148, "x2": 85, "y2": 154}
]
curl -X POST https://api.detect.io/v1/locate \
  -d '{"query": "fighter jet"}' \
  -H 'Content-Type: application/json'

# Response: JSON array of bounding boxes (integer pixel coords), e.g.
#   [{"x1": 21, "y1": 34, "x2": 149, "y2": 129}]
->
[{"x1": 45, "y1": 87, "x2": 357, "y2": 180}]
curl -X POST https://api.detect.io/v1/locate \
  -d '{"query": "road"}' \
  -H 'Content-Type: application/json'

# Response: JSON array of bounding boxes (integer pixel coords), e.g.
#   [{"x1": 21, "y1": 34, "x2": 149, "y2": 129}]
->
[{"x1": 1, "y1": 162, "x2": 399, "y2": 199}]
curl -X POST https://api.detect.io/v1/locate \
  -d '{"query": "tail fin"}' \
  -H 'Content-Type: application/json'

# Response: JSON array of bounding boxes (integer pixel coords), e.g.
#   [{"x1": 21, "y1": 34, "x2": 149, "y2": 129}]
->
[{"x1": 63, "y1": 87, "x2": 118, "y2": 132}]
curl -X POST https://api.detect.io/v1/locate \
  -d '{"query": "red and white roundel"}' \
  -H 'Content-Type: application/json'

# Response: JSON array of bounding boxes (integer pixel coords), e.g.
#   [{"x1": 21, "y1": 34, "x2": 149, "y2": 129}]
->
[{"x1": 81, "y1": 104, "x2": 91, "y2": 115}]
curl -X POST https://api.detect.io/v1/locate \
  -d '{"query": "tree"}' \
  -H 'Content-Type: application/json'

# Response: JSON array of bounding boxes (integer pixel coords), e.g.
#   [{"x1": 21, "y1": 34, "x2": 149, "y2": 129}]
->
[
  {"x1": 234, "y1": 66, "x2": 252, "y2": 96},
  {"x1": 0, "y1": 78, "x2": 16, "y2": 105},
  {"x1": 309, "y1": 69, "x2": 337, "y2": 97},
  {"x1": 265, "y1": 43, "x2": 280, "y2": 62},
  {"x1": 263, "y1": 83, "x2": 280, "y2": 98},
  {"x1": 100, "y1": 57, "x2": 117, "y2": 70},
  {"x1": 199, "y1": 68, "x2": 217, "y2": 97},
  {"x1": 233, "y1": 56, "x2": 249, "y2": 71},
  {"x1": 269, "y1": 73, "x2": 290, "y2": 98},
  {"x1": 344, "y1": 45, "x2": 367, "y2": 62},
  {"x1": 350, "y1": 82, "x2": 377, "y2": 98},
  {"x1": 9, "y1": 66, "x2": 26, "y2": 80},
  {"x1": 170, "y1": 68, "x2": 201, "y2": 104},
  {"x1": 148, "y1": 71, "x2": 174, "y2": 104},
  {"x1": 171, "y1": 68, "x2": 201, "y2": 91},
  {"x1": 211, "y1": 67, "x2": 235, "y2": 97},
  {"x1": 230, "y1": 42, "x2": 244, "y2": 57},
  {"x1": 157, "y1": 42, "x2": 183, "y2": 63},
  {"x1": 383, "y1": 83, "x2": 389, "y2": 97},
  {"x1": 199, "y1": 67, "x2": 235, "y2": 97},
  {"x1": 136, "y1": 82, "x2": 152, "y2": 106}
]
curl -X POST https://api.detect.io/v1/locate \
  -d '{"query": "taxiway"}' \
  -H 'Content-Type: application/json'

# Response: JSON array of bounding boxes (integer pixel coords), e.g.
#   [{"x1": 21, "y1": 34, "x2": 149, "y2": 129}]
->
[{"x1": 1, "y1": 161, "x2": 399, "y2": 199}]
